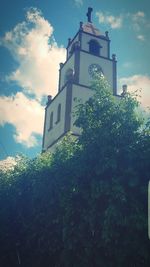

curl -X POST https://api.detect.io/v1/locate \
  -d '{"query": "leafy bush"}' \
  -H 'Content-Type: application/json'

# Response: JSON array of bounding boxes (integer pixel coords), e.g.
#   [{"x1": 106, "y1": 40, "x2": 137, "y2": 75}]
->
[{"x1": 0, "y1": 77, "x2": 150, "y2": 267}]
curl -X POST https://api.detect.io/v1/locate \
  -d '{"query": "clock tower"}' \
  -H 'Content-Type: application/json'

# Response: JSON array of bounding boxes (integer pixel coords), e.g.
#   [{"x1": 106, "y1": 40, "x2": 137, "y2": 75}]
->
[{"x1": 42, "y1": 8, "x2": 117, "y2": 152}]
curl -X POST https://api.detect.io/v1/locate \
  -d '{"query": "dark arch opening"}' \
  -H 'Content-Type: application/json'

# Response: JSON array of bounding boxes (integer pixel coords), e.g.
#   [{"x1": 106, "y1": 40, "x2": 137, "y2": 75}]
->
[
  {"x1": 49, "y1": 111, "x2": 53, "y2": 130},
  {"x1": 89, "y1": 39, "x2": 101, "y2": 56},
  {"x1": 56, "y1": 103, "x2": 61, "y2": 123}
]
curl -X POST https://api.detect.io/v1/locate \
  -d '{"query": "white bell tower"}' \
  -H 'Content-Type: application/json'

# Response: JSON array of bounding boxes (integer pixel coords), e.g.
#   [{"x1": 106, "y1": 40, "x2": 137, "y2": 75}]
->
[{"x1": 42, "y1": 7, "x2": 117, "y2": 152}]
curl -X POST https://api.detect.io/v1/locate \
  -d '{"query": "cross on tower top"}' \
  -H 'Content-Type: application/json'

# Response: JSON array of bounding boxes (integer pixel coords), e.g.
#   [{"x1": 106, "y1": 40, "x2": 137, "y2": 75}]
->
[{"x1": 86, "y1": 7, "x2": 93, "y2": 23}]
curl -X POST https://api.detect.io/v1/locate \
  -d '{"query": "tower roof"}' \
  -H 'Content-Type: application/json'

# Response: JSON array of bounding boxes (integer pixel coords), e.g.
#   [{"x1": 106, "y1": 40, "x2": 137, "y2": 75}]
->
[{"x1": 82, "y1": 22, "x2": 103, "y2": 36}]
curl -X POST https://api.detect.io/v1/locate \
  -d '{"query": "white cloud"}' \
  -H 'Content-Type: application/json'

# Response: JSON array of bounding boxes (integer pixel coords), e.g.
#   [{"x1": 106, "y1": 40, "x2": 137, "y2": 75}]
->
[
  {"x1": 122, "y1": 62, "x2": 133, "y2": 68},
  {"x1": 96, "y1": 10, "x2": 148, "y2": 41},
  {"x1": 96, "y1": 11, "x2": 123, "y2": 29},
  {"x1": 119, "y1": 75, "x2": 150, "y2": 109},
  {"x1": 0, "y1": 8, "x2": 66, "y2": 148},
  {"x1": 128, "y1": 11, "x2": 147, "y2": 40},
  {"x1": 132, "y1": 11, "x2": 145, "y2": 22},
  {"x1": 0, "y1": 8, "x2": 66, "y2": 98},
  {"x1": 75, "y1": 0, "x2": 83, "y2": 7},
  {"x1": 137, "y1": 34, "x2": 145, "y2": 41},
  {"x1": 0, "y1": 92, "x2": 44, "y2": 147}
]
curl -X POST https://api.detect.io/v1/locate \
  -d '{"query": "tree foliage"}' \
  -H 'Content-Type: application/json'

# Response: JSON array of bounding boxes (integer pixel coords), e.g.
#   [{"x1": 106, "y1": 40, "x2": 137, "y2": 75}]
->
[{"x1": 0, "y1": 77, "x2": 150, "y2": 267}]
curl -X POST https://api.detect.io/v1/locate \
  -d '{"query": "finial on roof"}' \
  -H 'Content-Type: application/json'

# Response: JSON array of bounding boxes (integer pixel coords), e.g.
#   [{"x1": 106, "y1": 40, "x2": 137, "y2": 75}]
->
[
  {"x1": 67, "y1": 38, "x2": 71, "y2": 46},
  {"x1": 121, "y1": 84, "x2": 127, "y2": 97},
  {"x1": 47, "y1": 95, "x2": 52, "y2": 104},
  {"x1": 112, "y1": 54, "x2": 116, "y2": 61},
  {"x1": 80, "y1": 21, "x2": 83, "y2": 30},
  {"x1": 86, "y1": 7, "x2": 93, "y2": 23},
  {"x1": 105, "y1": 31, "x2": 109, "y2": 38},
  {"x1": 123, "y1": 84, "x2": 127, "y2": 93}
]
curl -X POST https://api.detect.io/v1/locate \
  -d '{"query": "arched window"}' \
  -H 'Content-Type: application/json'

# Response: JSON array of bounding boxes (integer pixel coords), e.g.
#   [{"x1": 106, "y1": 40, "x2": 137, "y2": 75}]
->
[
  {"x1": 69, "y1": 41, "x2": 80, "y2": 56},
  {"x1": 48, "y1": 111, "x2": 53, "y2": 131},
  {"x1": 56, "y1": 103, "x2": 61, "y2": 123},
  {"x1": 89, "y1": 39, "x2": 101, "y2": 56},
  {"x1": 64, "y1": 68, "x2": 74, "y2": 84}
]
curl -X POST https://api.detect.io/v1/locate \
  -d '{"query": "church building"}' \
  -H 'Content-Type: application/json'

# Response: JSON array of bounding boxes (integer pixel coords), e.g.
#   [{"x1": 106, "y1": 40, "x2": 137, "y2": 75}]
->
[{"x1": 42, "y1": 8, "x2": 121, "y2": 153}]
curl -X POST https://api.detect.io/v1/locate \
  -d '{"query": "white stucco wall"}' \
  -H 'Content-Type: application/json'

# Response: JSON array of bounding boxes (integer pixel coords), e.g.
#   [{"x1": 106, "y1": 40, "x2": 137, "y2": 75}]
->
[
  {"x1": 79, "y1": 52, "x2": 113, "y2": 91},
  {"x1": 70, "y1": 84, "x2": 94, "y2": 134},
  {"x1": 68, "y1": 35, "x2": 79, "y2": 56},
  {"x1": 43, "y1": 87, "x2": 67, "y2": 150},
  {"x1": 46, "y1": 135, "x2": 66, "y2": 153},
  {"x1": 60, "y1": 55, "x2": 75, "y2": 89}
]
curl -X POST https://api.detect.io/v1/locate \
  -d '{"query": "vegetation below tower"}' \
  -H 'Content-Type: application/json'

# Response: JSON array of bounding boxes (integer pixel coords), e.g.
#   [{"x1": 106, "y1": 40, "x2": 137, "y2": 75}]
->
[{"x1": 0, "y1": 77, "x2": 150, "y2": 267}]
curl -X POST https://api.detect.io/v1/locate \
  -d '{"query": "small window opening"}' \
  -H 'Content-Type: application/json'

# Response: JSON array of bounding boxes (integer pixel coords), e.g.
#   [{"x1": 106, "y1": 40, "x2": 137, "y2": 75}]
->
[
  {"x1": 48, "y1": 112, "x2": 53, "y2": 131},
  {"x1": 56, "y1": 104, "x2": 61, "y2": 124},
  {"x1": 89, "y1": 40, "x2": 101, "y2": 56}
]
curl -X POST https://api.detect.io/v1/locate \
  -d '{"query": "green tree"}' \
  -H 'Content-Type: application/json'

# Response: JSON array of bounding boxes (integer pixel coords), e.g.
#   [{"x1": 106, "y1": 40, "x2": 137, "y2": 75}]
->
[
  {"x1": 0, "y1": 76, "x2": 150, "y2": 267},
  {"x1": 69, "y1": 76, "x2": 150, "y2": 266}
]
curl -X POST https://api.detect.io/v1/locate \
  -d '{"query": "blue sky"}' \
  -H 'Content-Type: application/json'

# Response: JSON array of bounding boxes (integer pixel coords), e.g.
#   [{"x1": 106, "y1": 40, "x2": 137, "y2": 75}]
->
[{"x1": 0, "y1": 0, "x2": 150, "y2": 161}]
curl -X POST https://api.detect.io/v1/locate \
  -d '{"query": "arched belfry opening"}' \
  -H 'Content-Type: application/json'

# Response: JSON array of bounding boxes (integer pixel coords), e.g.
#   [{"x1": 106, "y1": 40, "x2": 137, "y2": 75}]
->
[
  {"x1": 64, "y1": 68, "x2": 74, "y2": 84},
  {"x1": 89, "y1": 39, "x2": 101, "y2": 56}
]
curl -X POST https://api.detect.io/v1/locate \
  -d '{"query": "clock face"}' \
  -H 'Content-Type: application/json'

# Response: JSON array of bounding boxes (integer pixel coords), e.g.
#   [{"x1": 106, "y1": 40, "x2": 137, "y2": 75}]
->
[{"x1": 88, "y1": 64, "x2": 103, "y2": 78}]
